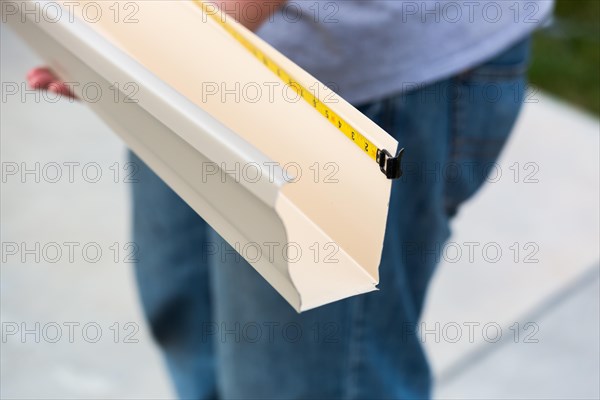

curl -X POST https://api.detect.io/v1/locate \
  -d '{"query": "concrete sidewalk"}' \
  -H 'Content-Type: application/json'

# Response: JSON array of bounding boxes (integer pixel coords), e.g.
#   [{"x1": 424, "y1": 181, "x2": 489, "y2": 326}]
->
[{"x1": 2, "y1": 25, "x2": 599, "y2": 399}]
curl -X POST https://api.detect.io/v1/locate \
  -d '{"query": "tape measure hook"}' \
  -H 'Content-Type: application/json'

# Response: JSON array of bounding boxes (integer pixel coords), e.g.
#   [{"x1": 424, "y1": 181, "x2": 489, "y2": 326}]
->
[{"x1": 377, "y1": 148, "x2": 405, "y2": 180}]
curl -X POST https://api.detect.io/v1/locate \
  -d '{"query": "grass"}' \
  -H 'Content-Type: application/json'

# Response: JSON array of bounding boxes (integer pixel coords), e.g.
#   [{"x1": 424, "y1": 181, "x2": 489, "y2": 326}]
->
[{"x1": 529, "y1": 0, "x2": 600, "y2": 115}]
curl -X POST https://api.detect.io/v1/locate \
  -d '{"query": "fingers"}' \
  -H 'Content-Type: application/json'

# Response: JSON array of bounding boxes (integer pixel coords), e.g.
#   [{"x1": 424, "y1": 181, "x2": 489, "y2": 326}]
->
[
  {"x1": 26, "y1": 67, "x2": 77, "y2": 99},
  {"x1": 27, "y1": 67, "x2": 55, "y2": 89},
  {"x1": 47, "y1": 81, "x2": 77, "y2": 98}
]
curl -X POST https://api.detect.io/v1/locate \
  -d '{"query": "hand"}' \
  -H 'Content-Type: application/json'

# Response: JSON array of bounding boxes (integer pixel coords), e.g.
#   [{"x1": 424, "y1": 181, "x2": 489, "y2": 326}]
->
[{"x1": 27, "y1": 67, "x2": 77, "y2": 99}]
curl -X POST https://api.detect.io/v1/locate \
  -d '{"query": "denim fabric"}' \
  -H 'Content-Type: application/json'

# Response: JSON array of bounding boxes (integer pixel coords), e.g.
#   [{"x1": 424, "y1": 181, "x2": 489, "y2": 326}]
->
[{"x1": 130, "y1": 37, "x2": 531, "y2": 399}]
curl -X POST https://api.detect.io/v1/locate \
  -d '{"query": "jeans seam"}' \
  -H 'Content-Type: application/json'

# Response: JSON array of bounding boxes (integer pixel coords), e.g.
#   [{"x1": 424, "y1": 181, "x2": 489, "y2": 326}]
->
[
  {"x1": 465, "y1": 63, "x2": 530, "y2": 80},
  {"x1": 450, "y1": 76, "x2": 465, "y2": 159},
  {"x1": 444, "y1": 77, "x2": 462, "y2": 215}
]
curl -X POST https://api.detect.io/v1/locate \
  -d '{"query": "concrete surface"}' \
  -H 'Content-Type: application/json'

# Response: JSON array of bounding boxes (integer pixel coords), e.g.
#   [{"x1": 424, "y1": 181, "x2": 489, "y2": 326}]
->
[{"x1": 1, "y1": 23, "x2": 599, "y2": 399}]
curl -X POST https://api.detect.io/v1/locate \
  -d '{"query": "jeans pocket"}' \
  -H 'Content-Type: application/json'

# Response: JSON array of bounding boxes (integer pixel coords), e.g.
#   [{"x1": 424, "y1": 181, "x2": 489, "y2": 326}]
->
[{"x1": 444, "y1": 37, "x2": 531, "y2": 217}]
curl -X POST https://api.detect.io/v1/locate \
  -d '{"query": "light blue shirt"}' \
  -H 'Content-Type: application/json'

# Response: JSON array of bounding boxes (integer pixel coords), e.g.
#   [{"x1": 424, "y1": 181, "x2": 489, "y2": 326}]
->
[{"x1": 257, "y1": 0, "x2": 554, "y2": 104}]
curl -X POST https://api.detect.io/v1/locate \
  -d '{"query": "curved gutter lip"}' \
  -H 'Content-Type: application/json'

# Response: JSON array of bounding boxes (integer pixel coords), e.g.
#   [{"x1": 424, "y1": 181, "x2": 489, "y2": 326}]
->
[{"x1": 33, "y1": 0, "x2": 289, "y2": 205}]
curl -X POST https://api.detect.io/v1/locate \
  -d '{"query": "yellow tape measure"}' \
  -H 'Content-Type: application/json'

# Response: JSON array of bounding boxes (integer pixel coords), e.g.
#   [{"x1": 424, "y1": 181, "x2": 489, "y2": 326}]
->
[{"x1": 194, "y1": 1, "x2": 403, "y2": 179}]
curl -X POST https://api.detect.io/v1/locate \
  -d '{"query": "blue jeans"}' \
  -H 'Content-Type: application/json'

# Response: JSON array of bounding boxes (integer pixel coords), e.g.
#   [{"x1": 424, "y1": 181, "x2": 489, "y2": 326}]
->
[{"x1": 130, "y1": 38, "x2": 530, "y2": 399}]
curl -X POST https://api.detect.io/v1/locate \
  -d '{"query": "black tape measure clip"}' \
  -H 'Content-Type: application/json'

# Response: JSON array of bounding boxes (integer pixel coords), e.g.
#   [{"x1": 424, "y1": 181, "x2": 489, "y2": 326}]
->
[{"x1": 377, "y1": 148, "x2": 405, "y2": 180}]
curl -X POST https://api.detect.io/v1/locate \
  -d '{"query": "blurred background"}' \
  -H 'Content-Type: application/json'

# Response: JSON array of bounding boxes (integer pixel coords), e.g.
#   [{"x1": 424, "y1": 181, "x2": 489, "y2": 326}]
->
[
  {"x1": 1, "y1": 0, "x2": 599, "y2": 399},
  {"x1": 529, "y1": 0, "x2": 599, "y2": 115}
]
